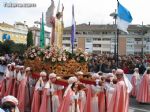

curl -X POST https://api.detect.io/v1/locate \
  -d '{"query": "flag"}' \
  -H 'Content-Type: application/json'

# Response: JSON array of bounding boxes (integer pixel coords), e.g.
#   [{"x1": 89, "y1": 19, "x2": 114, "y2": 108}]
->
[
  {"x1": 71, "y1": 5, "x2": 76, "y2": 48},
  {"x1": 117, "y1": 2, "x2": 133, "y2": 33},
  {"x1": 40, "y1": 13, "x2": 45, "y2": 48}
]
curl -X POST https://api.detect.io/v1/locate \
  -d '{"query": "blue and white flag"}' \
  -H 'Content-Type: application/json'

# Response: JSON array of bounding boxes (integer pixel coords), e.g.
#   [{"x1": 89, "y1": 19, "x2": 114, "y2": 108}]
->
[
  {"x1": 71, "y1": 4, "x2": 76, "y2": 48},
  {"x1": 117, "y1": 2, "x2": 133, "y2": 33}
]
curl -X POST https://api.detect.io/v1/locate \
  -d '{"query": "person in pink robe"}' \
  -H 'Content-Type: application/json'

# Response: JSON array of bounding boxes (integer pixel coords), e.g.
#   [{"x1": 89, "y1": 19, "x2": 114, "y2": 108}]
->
[
  {"x1": 90, "y1": 73, "x2": 102, "y2": 112},
  {"x1": 17, "y1": 67, "x2": 31, "y2": 112},
  {"x1": 39, "y1": 73, "x2": 64, "y2": 112},
  {"x1": 12, "y1": 65, "x2": 21, "y2": 97},
  {"x1": 0, "y1": 64, "x2": 11, "y2": 99},
  {"x1": 136, "y1": 67, "x2": 150, "y2": 103},
  {"x1": 75, "y1": 71, "x2": 87, "y2": 112},
  {"x1": 1, "y1": 95, "x2": 20, "y2": 112},
  {"x1": 58, "y1": 76, "x2": 79, "y2": 112},
  {"x1": 5, "y1": 62, "x2": 16, "y2": 96},
  {"x1": 131, "y1": 68, "x2": 140, "y2": 97},
  {"x1": 31, "y1": 71, "x2": 47, "y2": 112},
  {"x1": 104, "y1": 73, "x2": 116, "y2": 111},
  {"x1": 107, "y1": 69, "x2": 132, "y2": 112}
]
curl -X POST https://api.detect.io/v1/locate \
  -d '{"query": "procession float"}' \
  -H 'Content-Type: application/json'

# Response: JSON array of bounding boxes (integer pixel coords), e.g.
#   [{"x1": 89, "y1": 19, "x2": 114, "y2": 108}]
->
[{"x1": 24, "y1": 46, "x2": 89, "y2": 78}]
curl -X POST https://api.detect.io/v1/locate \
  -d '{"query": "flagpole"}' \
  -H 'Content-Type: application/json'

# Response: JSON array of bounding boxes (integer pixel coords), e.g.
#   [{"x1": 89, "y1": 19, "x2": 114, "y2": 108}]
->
[
  {"x1": 71, "y1": 4, "x2": 75, "y2": 54},
  {"x1": 116, "y1": 0, "x2": 119, "y2": 67}
]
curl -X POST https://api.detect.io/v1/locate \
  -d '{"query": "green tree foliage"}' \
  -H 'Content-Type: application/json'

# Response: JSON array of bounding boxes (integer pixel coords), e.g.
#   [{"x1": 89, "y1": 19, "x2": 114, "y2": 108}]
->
[
  {"x1": 0, "y1": 40, "x2": 27, "y2": 56},
  {"x1": 11, "y1": 43, "x2": 27, "y2": 55},
  {"x1": 0, "y1": 41, "x2": 4, "y2": 55},
  {"x1": 27, "y1": 30, "x2": 33, "y2": 48},
  {"x1": 3, "y1": 40, "x2": 15, "y2": 54}
]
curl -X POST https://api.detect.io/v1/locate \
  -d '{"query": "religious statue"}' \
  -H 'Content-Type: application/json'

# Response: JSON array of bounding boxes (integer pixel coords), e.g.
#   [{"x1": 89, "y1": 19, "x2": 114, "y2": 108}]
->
[{"x1": 46, "y1": 0, "x2": 64, "y2": 49}]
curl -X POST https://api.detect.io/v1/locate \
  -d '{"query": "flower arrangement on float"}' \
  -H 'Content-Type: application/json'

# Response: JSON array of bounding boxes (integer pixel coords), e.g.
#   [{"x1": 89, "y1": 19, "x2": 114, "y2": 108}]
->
[{"x1": 24, "y1": 46, "x2": 89, "y2": 76}]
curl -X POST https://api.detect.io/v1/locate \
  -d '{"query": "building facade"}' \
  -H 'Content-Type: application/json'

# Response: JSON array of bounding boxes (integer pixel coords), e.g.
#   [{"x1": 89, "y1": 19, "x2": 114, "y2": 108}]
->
[
  {"x1": 0, "y1": 22, "x2": 28, "y2": 44},
  {"x1": 29, "y1": 26, "x2": 50, "y2": 46},
  {"x1": 63, "y1": 24, "x2": 150, "y2": 55}
]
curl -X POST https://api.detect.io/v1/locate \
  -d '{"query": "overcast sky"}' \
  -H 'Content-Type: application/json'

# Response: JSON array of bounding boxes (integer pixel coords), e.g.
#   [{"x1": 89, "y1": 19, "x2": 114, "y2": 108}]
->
[{"x1": 0, "y1": 0, "x2": 149, "y2": 29}]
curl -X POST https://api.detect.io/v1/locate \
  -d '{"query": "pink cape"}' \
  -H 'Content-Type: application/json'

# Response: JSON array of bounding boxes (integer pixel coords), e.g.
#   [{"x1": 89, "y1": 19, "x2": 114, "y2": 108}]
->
[
  {"x1": 136, "y1": 74, "x2": 150, "y2": 103},
  {"x1": 131, "y1": 76, "x2": 137, "y2": 97},
  {"x1": 84, "y1": 85, "x2": 92, "y2": 112},
  {"x1": 57, "y1": 89, "x2": 74, "y2": 112},
  {"x1": 17, "y1": 77, "x2": 28, "y2": 112},
  {"x1": 56, "y1": 90, "x2": 63, "y2": 104},
  {"x1": 5, "y1": 78, "x2": 14, "y2": 96},
  {"x1": 98, "y1": 91, "x2": 105, "y2": 112},
  {"x1": 31, "y1": 89, "x2": 43, "y2": 112},
  {"x1": 0, "y1": 79, "x2": 7, "y2": 99},
  {"x1": 107, "y1": 80, "x2": 129, "y2": 112},
  {"x1": 12, "y1": 79, "x2": 19, "y2": 97}
]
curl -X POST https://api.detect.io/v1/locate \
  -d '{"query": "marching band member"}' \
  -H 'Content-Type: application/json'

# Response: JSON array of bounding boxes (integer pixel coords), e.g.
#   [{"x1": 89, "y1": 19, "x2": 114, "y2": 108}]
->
[
  {"x1": 39, "y1": 73, "x2": 64, "y2": 112},
  {"x1": 107, "y1": 69, "x2": 132, "y2": 112},
  {"x1": 31, "y1": 71, "x2": 47, "y2": 112}
]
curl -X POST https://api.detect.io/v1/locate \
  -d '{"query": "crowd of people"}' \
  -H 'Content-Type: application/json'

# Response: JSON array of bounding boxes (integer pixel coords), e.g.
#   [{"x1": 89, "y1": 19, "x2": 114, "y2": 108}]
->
[
  {"x1": 88, "y1": 54, "x2": 149, "y2": 74},
  {"x1": 0, "y1": 60, "x2": 149, "y2": 112}
]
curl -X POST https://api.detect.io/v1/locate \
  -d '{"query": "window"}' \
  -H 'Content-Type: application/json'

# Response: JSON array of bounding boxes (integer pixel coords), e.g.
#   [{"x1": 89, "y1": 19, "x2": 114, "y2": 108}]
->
[
  {"x1": 93, "y1": 50, "x2": 101, "y2": 54},
  {"x1": 135, "y1": 38, "x2": 142, "y2": 41},
  {"x1": 102, "y1": 38, "x2": 111, "y2": 41},
  {"x1": 86, "y1": 38, "x2": 92, "y2": 43},
  {"x1": 102, "y1": 51, "x2": 110, "y2": 54},
  {"x1": 64, "y1": 44, "x2": 70, "y2": 47},
  {"x1": 83, "y1": 32, "x2": 87, "y2": 34},
  {"x1": 93, "y1": 38, "x2": 101, "y2": 41},
  {"x1": 76, "y1": 32, "x2": 81, "y2": 34},
  {"x1": 63, "y1": 37, "x2": 70, "y2": 40},
  {"x1": 93, "y1": 44, "x2": 101, "y2": 47}
]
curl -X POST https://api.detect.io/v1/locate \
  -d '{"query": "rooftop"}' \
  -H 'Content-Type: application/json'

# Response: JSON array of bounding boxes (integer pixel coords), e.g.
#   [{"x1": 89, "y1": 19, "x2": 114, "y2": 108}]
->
[
  {"x1": 0, "y1": 22, "x2": 14, "y2": 28},
  {"x1": 64, "y1": 23, "x2": 150, "y2": 32}
]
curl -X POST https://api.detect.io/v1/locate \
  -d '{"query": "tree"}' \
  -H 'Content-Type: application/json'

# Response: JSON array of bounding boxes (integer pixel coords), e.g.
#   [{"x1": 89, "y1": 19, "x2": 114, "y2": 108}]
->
[
  {"x1": 11, "y1": 43, "x2": 27, "y2": 55},
  {"x1": 27, "y1": 30, "x2": 33, "y2": 48},
  {"x1": 0, "y1": 41, "x2": 4, "y2": 55},
  {"x1": 3, "y1": 40, "x2": 15, "y2": 54}
]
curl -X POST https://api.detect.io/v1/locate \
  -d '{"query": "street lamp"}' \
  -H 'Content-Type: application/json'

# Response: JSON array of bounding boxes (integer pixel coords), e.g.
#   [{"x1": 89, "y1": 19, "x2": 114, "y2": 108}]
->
[
  {"x1": 137, "y1": 22, "x2": 148, "y2": 58},
  {"x1": 110, "y1": 9, "x2": 118, "y2": 67}
]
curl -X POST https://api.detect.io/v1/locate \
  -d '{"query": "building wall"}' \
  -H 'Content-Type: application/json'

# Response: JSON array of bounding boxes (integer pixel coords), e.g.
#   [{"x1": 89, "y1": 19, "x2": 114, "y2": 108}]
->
[
  {"x1": 118, "y1": 36, "x2": 126, "y2": 55},
  {"x1": 77, "y1": 37, "x2": 85, "y2": 51},
  {"x1": 31, "y1": 28, "x2": 50, "y2": 46},
  {"x1": 62, "y1": 24, "x2": 150, "y2": 55},
  {"x1": 0, "y1": 23, "x2": 28, "y2": 44}
]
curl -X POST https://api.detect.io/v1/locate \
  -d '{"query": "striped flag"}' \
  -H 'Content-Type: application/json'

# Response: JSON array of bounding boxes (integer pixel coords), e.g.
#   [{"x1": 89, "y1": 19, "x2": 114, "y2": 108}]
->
[
  {"x1": 71, "y1": 5, "x2": 76, "y2": 48},
  {"x1": 117, "y1": 2, "x2": 133, "y2": 33},
  {"x1": 40, "y1": 13, "x2": 45, "y2": 48}
]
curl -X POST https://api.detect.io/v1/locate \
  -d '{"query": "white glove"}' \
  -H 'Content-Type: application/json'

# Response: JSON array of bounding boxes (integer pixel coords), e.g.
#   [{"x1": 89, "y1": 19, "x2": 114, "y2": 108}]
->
[
  {"x1": 73, "y1": 94, "x2": 79, "y2": 100},
  {"x1": 49, "y1": 88, "x2": 54, "y2": 92},
  {"x1": 96, "y1": 79, "x2": 100, "y2": 86},
  {"x1": 38, "y1": 87, "x2": 43, "y2": 91}
]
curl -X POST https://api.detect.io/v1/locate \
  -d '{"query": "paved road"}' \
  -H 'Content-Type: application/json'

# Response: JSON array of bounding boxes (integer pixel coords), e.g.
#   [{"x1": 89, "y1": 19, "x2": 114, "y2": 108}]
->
[{"x1": 129, "y1": 97, "x2": 150, "y2": 112}]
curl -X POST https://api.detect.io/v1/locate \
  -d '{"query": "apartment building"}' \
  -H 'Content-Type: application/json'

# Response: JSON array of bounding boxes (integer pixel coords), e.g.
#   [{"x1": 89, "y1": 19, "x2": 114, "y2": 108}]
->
[
  {"x1": 0, "y1": 22, "x2": 28, "y2": 44},
  {"x1": 63, "y1": 23, "x2": 150, "y2": 55},
  {"x1": 29, "y1": 26, "x2": 50, "y2": 46}
]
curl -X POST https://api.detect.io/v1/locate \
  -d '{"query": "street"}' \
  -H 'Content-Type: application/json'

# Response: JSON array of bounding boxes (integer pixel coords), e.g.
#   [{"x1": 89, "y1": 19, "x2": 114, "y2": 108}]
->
[{"x1": 129, "y1": 97, "x2": 150, "y2": 112}]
